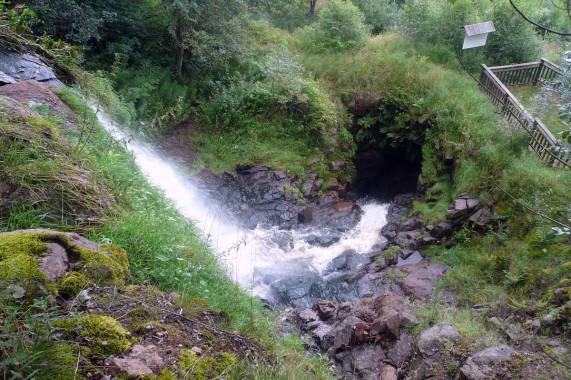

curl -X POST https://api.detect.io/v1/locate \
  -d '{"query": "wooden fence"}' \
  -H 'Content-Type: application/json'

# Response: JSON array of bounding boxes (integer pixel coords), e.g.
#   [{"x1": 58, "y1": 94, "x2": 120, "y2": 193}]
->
[
  {"x1": 487, "y1": 58, "x2": 564, "y2": 86},
  {"x1": 479, "y1": 59, "x2": 570, "y2": 169}
]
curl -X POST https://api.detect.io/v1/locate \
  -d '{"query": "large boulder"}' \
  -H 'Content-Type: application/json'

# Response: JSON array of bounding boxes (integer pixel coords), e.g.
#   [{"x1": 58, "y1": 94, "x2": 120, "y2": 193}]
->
[{"x1": 0, "y1": 52, "x2": 61, "y2": 85}]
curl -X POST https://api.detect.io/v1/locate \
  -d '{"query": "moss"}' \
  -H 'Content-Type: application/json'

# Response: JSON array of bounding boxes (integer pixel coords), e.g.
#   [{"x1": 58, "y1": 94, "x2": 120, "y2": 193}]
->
[
  {"x1": 0, "y1": 232, "x2": 129, "y2": 297},
  {"x1": 74, "y1": 245, "x2": 128, "y2": 286},
  {"x1": 141, "y1": 369, "x2": 177, "y2": 380},
  {"x1": 100, "y1": 244, "x2": 129, "y2": 272},
  {"x1": 79, "y1": 314, "x2": 135, "y2": 357},
  {"x1": 178, "y1": 349, "x2": 237, "y2": 380},
  {"x1": 58, "y1": 272, "x2": 89, "y2": 297}
]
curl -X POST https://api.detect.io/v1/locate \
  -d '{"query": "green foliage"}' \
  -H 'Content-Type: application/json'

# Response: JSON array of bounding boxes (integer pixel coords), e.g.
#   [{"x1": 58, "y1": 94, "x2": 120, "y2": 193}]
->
[
  {"x1": 162, "y1": 0, "x2": 248, "y2": 77},
  {"x1": 484, "y1": 1, "x2": 542, "y2": 65},
  {"x1": 0, "y1": 295, "x2": 78, "y2": 380},
  {"x1": 351, "y1": 0, "x2": 400, "y2": 34},
  {"x1": 399, "y1": 0, "x2": 541, "y2": 68},
  {"x1": 0, "y1": 2, "x2": 37, "y2": 33},
  {"x1": 196, "y1": 46, "x2": 353, "y2": 176},
  {"x1": 298, "y1": 0, "x2": 369, "y2": 53}
]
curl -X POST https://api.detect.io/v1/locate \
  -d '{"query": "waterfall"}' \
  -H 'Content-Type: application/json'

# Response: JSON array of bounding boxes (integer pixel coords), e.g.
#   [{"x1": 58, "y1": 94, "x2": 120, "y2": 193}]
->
[{"x1": 93, "y1": 105, "x2": 389, "y2": 302}]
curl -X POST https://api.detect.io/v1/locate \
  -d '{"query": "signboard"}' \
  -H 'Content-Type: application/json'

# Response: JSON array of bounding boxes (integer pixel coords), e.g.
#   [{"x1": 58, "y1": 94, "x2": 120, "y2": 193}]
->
[
  {"x1": 463, "y1": 33, "x2": 488, "y2": 49},
  {"x1": 462, "y1": 21, "x2": 495, "y2": 50}
]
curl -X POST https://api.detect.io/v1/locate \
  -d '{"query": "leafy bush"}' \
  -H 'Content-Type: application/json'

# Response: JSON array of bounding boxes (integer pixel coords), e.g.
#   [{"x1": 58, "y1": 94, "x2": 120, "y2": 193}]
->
[
  {"x1": 484, "y1": 1, "x2": 542, "y2": 65},
  {"x1": 351, "y1": 0, "x2": 401, "y2": 34},
  {"x1": 298, "y1": 0, "x2": 369, "y2": 53}
]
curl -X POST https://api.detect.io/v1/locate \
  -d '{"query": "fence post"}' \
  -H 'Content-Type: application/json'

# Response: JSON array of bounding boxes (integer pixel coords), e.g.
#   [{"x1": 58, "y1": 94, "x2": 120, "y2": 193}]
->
[{"x1": 533, "y1": 59, "x2": 545, "y2": 85}]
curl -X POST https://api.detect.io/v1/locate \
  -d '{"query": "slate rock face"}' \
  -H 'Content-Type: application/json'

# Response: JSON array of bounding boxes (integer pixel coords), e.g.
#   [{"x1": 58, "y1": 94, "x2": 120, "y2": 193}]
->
[
  {"x1": 206, "y1": 165, "x2": 359, "y2": 230},
  {"x1": 0, "y1": 52, "x2": 61, "y2": 85}
]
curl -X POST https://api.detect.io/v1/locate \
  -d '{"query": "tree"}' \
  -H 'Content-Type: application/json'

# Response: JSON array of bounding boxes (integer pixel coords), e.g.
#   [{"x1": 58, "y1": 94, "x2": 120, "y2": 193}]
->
[
  {"x1": 162, "y1": 0, "x2": 247, "y2": 78},
  {"x1": 301, "y1": 0, "x2": 369, "y2": 52}
]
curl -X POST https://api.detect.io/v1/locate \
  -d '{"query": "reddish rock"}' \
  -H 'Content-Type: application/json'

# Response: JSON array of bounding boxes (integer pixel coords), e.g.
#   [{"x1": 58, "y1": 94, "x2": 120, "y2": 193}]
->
[
  {"x1": 379, "y1": 364, "x2": 397, "y2": 380},
  {"x1": 395, "y1": 262, "x2": 447, "y2": 301},
  {"x1": 314, "y1": 299, "x2": 338, "y2": 321}
]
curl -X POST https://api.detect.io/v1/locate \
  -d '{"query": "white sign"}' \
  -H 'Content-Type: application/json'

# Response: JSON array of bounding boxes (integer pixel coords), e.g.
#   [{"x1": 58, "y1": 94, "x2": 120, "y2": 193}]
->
[{"x1": 463, "y1": 33, "x2": 488, "y2": 49}]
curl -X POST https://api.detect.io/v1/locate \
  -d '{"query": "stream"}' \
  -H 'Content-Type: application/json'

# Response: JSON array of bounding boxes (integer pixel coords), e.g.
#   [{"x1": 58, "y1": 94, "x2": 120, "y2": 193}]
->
[{"x1": 93, "y1": 106, "x2": 390, "y2": 306}]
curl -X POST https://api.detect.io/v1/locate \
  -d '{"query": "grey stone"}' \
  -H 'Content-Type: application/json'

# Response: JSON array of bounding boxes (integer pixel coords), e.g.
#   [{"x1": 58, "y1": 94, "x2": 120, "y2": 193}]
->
[
  {"x1": 457, "y1": 345, "x2": 513, "y2": 380},
  {"x1": 40, "y1": 243, "x2": 70, "y2": 282}
]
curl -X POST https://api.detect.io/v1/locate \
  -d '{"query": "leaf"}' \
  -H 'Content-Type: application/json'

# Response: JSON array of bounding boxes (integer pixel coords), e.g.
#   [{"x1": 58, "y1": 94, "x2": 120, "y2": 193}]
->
[{"x1": 7, "y1": 285, "x2": 26, "y2": 299}]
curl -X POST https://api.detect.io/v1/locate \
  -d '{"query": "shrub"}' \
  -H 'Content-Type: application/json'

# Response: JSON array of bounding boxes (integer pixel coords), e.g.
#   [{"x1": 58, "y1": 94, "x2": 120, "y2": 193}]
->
[{"x1": 299, "y1": 0, "x2": 369, "y2": 53}]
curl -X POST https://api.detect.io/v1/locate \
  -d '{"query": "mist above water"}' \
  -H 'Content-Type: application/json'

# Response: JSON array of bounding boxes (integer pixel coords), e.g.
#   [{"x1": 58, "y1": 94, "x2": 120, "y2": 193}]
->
[{"x1": 94, "y1": 106, "x2": 389, "y2": 301}]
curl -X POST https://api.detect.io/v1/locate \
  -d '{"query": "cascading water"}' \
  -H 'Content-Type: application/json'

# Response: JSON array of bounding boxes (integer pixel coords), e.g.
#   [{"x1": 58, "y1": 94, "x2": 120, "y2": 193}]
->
[{"x1": 93, "y1": 106, "x2": 389, "y2": 304}]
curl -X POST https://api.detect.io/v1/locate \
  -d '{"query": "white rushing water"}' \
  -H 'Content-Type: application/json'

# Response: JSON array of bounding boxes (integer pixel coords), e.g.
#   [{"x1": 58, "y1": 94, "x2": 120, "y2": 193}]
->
[{"x1": 93, "y1": 106, "x2": 389, "y2": 299}]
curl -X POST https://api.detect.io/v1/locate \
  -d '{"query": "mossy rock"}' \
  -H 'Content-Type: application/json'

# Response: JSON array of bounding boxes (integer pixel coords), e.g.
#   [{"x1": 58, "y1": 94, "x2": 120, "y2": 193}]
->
[
  {"x1": 0, "y1": 230, "x2": 129, "y2": 298},
  {"x1": 178, "y1": 349, "x2": 237, "y2": 380}
]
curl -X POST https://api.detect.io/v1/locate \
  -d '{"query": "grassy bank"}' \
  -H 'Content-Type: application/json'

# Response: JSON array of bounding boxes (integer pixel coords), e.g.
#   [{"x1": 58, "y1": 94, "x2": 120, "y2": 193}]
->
[{"x1": 0, "y1": 81, "x2": 336, "y2": 378}]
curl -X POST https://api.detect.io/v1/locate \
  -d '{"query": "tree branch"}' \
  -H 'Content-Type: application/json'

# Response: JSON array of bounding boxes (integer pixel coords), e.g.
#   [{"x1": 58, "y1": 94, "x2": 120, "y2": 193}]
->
[{"x1": 509, "y1": 0, "x2": 571, "y2": 36}]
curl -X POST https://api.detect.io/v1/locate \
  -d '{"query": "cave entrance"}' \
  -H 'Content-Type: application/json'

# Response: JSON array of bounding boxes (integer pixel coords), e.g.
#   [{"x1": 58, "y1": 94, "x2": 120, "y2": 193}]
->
[{"x1": 352, "y1": 142, "x2": 422, "y2": 202}]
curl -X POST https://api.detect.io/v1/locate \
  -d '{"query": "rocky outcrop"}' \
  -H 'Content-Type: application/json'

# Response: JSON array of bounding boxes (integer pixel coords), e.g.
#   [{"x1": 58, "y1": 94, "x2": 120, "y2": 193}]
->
[
  {"x1": 0, "y1": 52, "x2": 62, "y2": 85},
  {"x1": 207, "y1": 164, "x2": 359, "y2": 230},
  {"x1": 296, "y1": 292, "x2": 419, "y2": 379}
]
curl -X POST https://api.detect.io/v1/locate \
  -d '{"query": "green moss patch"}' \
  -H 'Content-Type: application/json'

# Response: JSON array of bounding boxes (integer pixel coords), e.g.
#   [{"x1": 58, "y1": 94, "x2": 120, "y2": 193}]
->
[
  {"x1": 79, "y1": 314, "x2": 135, "y2": 357},
  {"x1": 178, "y1": 349, "x2": 237, "y2": 380}
]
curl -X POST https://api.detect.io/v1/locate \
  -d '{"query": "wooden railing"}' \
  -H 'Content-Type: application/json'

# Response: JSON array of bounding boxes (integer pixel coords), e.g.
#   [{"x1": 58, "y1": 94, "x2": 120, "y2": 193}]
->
[
  {"x1": 488, "y1": 58, "x2": 564, "y2": 86},
  {"x1": 479, "y1": 61, "x2": 570, "y2": 169}
]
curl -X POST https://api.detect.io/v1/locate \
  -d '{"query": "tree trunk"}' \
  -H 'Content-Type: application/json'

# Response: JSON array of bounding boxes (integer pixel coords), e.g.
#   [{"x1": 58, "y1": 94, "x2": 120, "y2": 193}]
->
[
  {"x1": 175, "y1": 45, "x2": 184, "y2": 79},
  {"x1": 309, "y1": 0, "x2": 316, "y2": 15}
]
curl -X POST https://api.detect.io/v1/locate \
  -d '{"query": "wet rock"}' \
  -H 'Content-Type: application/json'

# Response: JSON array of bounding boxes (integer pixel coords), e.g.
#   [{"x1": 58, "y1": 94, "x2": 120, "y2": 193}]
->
[
  {"x1": 0, "y1": 52, "x2": 61, "y2": 85},
  {"x1": 305, "y1": 231, "x2": 341, "y2": 248},
  {"x1": 386, "y1": 193, "x2": 416, "y2": 222},
  {"x1": 395, "y1": 262, "x2": 447, "y2": 301},
  {"x1": 457, "y1": 345, "x2": 513, "y2": 380},
  {"x1": 273, "y1": 231, "x2": 293, "y2": 250},
  {"x1": 301, "y1": 202, "x2": 363, "y2": 232},
  {"x1": 323, "y1": 250, "x2": 370, "y2": 275},
  {"x1": 268, "y1": 270, "x2": 325, "y2": 308}
]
